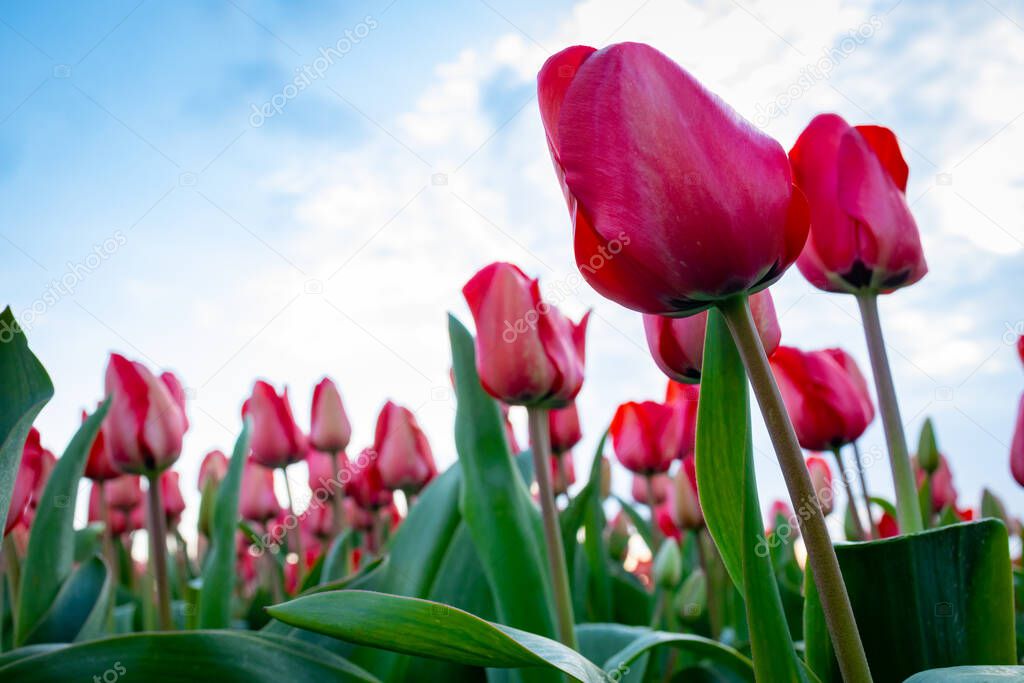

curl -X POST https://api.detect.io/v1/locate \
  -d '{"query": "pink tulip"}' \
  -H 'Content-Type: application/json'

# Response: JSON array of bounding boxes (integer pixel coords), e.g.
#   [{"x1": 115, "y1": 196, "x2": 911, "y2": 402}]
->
[
  {"x1": 344, "y1": 497, "x2": 375, "y2": 531},
  {"x1": 1012, "y1": 393, "x2": 1024, "y2": 487},
  {"x1": 462, "y1": 262, "x2": 588, "y2": 408},
  {"x1": 239, "y1": 460, "x2": 280, "y2": 523},
  {"x1": 538, "y1": 42, "x2": 808, "y2": 316},
  {"x1": 159, "y1": 470, "x2": 186, "y2": 526},
  {"x1": 770, "y1": 346, "x2": 875, "y2": 451},
  {"x1": 916, "y1": 454, "x2": 957, "y2": 512},
  {"x1": 767, "y1": 500, "x2": 796, "y2": 535},
  {"x1": 5, "y1": 428, "x2": 45, "y2": 535},
  {"x1": 673, "y1": 454, "x2": 703, "y2": 530},
  {"x1": 610, "y1": 401, "x2": 682, "y2": 475},
  {"x1": 630, "y1": 473, "x2": 670, "y2": 505},
  {"x1": 548, "y1": 402, "x2": 582, "y2": 455},
  {"x1": 789, "y1": 114, "x2": 927, "y2": 293},
  {"x1": 302, "y1": 501, "x2": 334, "y2": 541},
  {"x1": 644, "y1": 290, "x2": 781, "y2": 383},
  {"x1": 654, "y1": 504, "x2": 681, "y2": 542},
  {"x1": 103, "y1": 353, "x2": 188, "y2": 474},
  {"x1": 664, "y1": 381, "x2": 700, "y2": 459},
  {"x1": 198, "y1": 450, "x2": 229, "y2": 490},
  {"x1": 310, "y1": 377, "x2": 352, "y2": 454},
  {"x1": 374, "y1": 401, "x2": 436, "y2": 494},
  {"x1": 806, "y1": 455, "x2": 835, "y2": 516},
  {"x1": 88, "y1": 483, "x2": 129, "y2": 536},
  {"x1": 345, "y1": 450, "x2": 392, "y2": 510},
  {"x1": 106, "y1": 474, "x2": 144, "y2": 512},
  {"x1": 242, "y1": 380, "x2": 307, "y2": 469},
  {"x1": 550, "y1": 452, "x2": 576, "y2": 496},
  {"x1": 84, "y1": 408, "x2": 120, "y2": 482},
  {"x1": 307, "y1": 449, "x2": 348, "y2": 498}
]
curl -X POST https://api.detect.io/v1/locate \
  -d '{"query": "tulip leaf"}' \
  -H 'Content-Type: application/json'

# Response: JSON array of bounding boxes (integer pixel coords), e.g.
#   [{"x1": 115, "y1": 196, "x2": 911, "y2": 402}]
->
[
  {"x1": 320, "y1": 529, "x2": 355, "y2": 584},
  {"x1": 903, "y1": 666, "x2": 1024, "y2": 681},
  {"x1": 448, "y1": 316, "x2": 559, "y2": 645},
  {"x1": 0, "y1": 307, "x2": 54, "y2": 536},
  {"x1": 20, "y1": 555, "x2": 111, "y2": 644},
  {"x1": 695, "y1": 308, "x2": 807, "y2": 682},
  {"x1": 804, "y1": 519, "x2": 1016, "y2": 683},
  {"x1": 198, "y1": 418, "x2": 251, "y2": 628},
  {"x1": 601, "y1": 630, "x2": 754, "y2": 682},
  {"x1": 0, "y1": 631, "x2": 380, "y2": 682},
  {"x1": 266, "y1": 590, "x2": 608, "y2": 682},
  {"x1": 613, "y1": 496, "x2": 654, "y2": 550},
  {"x1": 15, "y1": 400, "x2": 108, "y2": 646}
]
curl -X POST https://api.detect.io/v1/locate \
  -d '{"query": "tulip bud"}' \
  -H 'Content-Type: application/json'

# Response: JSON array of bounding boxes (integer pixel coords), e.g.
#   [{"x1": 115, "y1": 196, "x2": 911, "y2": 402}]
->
[
  {"x1": 198, "y1": 450, "x2": 229, "y2": 491},
  {"x1": 767, "y1": 500, "x2": 796, "y2": 537},
  {"x1": 462, "y1": 262, "x2": 587, "y2": 408},
  {"x1": 877, "y1": 511, "x2": 899, "y2": 538},
  {"x1": 83, "y1": 409, "x2": 120, "y2": 482},
  {"x1": 550, "y1": 453, "x2": 575, "y2": 496},
  {"x1": 159, "y1": 470, "x2": 186, "y2": 527},
  {"x1": 665, "y1": 382, "x2": 699, "y2": 459},
  {"x1": 374, "y1": 401, "x2": 436, "y2": 494},
  {"x1": 106, "y1": 474, "x2": 144, "y2": 512},
  {"x1": 104, "y1": 353, "x2": 188, "y2": 474},
  {"x1": 644, "y1": 290, "x2": 780, "y2": 383},
  {"x1": 548, "y1": 402, "x2": 582, "y2": 455},
  {"x1": 675, "y1": 569, "x2": 707, "y2": 623},
  {"x1": 916, "y1": 454, "x2": 957, "y2": 512},
  {"x1": 610, "y1": 401, "x2": 681, "y2": 475},
  {"x1": 1011, "y1": 393, "x2": 1024, "y2": 488},
  {"x1": 980, "y1": 488, "x2": 1009, "y2": 526},
  {"x1": 806, "y1": 455, "x2": 834, "y2": 516},
  {"x1": 345, "y1": 450, "x2": 392, "y2": 510},
  {"x1": 598, "y1": 456, "x2": 611, "y2": 500},
  {"x1": 5, "y1": 428, "x2": 44, "y2": 535},
  {"x1": 239, "y1": 460, "x2": 281, "y2": 523},
  {"x1": 307, "y1": 449, "x2": 348, "y2": 499},
  {"x1": 606, "y1": 511, "x2": 630, "y2": 561},
  {"x1": 242, "y1": 381, "x2": 306, "y2": 469},
  {"x1": 310, "y1": 377, "x2": 352, "y2": 454},
  {"x1": 672, "y1": 455, "x2": 703, "y2": 529},
  {"x1": 916, "y1": 418, "x2": 939, "y2": 474},
  {"x1": 631, "y1": 473, "x2": 670, "y2": 506},
  {"x1": 653, "y1": 538, "x2": 682, "y2": 589}
]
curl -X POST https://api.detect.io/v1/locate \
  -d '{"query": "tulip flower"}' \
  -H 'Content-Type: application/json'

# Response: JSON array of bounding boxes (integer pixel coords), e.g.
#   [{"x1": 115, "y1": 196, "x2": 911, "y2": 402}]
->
[
  {"x1": 1012, "y1": 394, "x2": 1024, "y2": 487},
  {"x1": 198, "y1": 450, "x2": 229, "y2": 491},
  {"x1": 538, "y1": 43, "x2": 808, "y2": 316},
  {"x1": 344, "y1": 497, "x2": 375, "y2": 532},
  {"x1": 631, "y1": 473, "x2": 670, "y2": 506},
  {"x1": 1018, "y1": 335, "x2": 1024, "y2": 367},
  {"x1": 374, "y1": 401, "x2": 436, "y2": 494},
  {"x1": 550, "y1": 452, "x2": 576, "y2": 496},
  {"x1": 159, "y1": 470, "x2": 186, "y2": 527},
  {"x1": 104, "y1": 354, "x2": 188, "y2": 475},
  {"x1": 539, "y1": 43, "x2": 869, "y2": 675},
  {"x1": 243, "y1": 381, "x2": 307, "y2": 469},
  {"x1": 462, "y1": 262, "x2": 588, "y2": 408},
  {"x1": 806, "y1": 455, "x2": 834, "y2": 516},
  {"x1": 644, "y1": 290, "x2": 781, "y2": 384},
  {"x1": 5, "y1": 428, "x2": 45, "y2": 535},
  {"x1": 83, "y1": 409, "x2": 120, "y2": 482},
  {"x1": 672, "y1": 455, "x2": 703, "y2": 530},
  {"x1": 548, "y1": 402, "x2": 582, "y2": 455},
  {"x1": 89, "y1": 484, "x2": 129, "y2": 536},
  {"x1": 915, "y1": 454, "x2": 957, "y2": 513},
  {"x1": 106, "y1": 475, "x2": 144, "y2": 512},
  {"x1": 654, "y1": 504, "x2": 681, "y2": 542},
  {"x1": 610, "y1": 401, "x2": 681, "y2": 476},
  {"x1": 877, "y1": 512, "x2": 899, "y2": 538},
  {"x1": 664, "y1": 382, "x2": 700, "y2": 459},
  {"x1": 345, "y1": 451, "x2": 392, "y2": 510},
  {"x1": 310, "y1": 377, "x2": 352, "y2": 454},
  {"x1": 239, "y1": 460, "x2": 281, "y2": 524},
  {"x1": 766, "y1": 500, "x2": 796, "y2": 536},
  {"x1": 302, "y1": 501, "x2": 334, "y2": 542}
]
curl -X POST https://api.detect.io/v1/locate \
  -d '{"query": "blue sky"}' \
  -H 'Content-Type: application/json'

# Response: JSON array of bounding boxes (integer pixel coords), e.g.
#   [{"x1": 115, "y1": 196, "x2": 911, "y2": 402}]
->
[{"x1": 3, "y1": 0, "x2": 1023, "y2": 540}]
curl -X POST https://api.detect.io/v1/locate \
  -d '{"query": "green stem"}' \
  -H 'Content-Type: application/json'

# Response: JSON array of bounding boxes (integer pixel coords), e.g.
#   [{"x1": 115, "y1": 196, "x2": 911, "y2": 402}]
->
[
  {"x1": 696, "y1": 529, "x2": 721, "y2": 638},
  {"x1": 527, "y1": 406, "x2": 578, "y2": 650},
  {"x1": 645, "y1": 474, "x2": 662, "y2": 552},
  {"x1": 330, "y1": 451, "x2": 346, "y2": 538},
  {"x1": 856, "y1": 294, "x2": 923, "y2": 534},
  {"x1": 719, "y1": 295, "x2": 872, "y2": 683},
  {"x1": 97, "y1": 486, "x2": 118, "y2": 631},
  {"x1": 851, "y1": 442, "x2": 879, "y2": 537},
  {"x1": 282, "y1": 472, "x2": 304, "y2": 587},
  {"x1": 832, "y1": 447, "x2": 867, "y2": 540},
  {"x1": 146, "y1": 474, "x2": 173, "y2": 630}
]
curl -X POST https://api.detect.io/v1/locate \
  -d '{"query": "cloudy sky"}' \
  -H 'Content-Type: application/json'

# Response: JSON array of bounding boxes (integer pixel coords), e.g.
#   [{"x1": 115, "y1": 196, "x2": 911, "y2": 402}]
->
[{"x1": 4, "y1": 0, "x2": 1023, "y2": 539}]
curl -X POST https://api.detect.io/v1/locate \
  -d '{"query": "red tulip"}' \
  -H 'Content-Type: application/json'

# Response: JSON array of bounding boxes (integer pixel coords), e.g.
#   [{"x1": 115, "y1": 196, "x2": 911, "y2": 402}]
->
[
  {"x1": 310, "y1": 377, "x2": 352, "y2": 454},
  {"x1": 548, "y1": 402, "x2": 582, "y2": 455},
  {"x1": 83, "y1": 409, "x2": 119, "y2": 481},
  {"x1": 550, "y1": 453, "x2": 576, "y2": 496},
  {"x1": 105, "y1": 474, "x2": 144, "y2": 512},
  {"x1": 307, "y1": 449, "x2": 348, "y2": 497},
  {"x1": 789, "y1": 114, "x2": 926, "y2": 294},
  {"x1": 198, "y1": 449, "x2": 229, "y2": 490},
  {"x1": 159, "y1": 470, "x2": 186, "y2": 526},
  {"x1": 242, "y1": 381, "x2": 306, "y2": 469},
  {"x1": 877, "y1": 511, "x2": 899, "y2": 538},
  {"x1": 239, "y1": 460, "x2": 280, "y2": 523},
  {"x1": 462, "y1": 262, "x2": 588, "y2": 408},
  {"x1": 770, "y1": 346, "x2": 874, "y2": 451},
  {"x1": 610, "y1": 401, "x2": 682, "y2": 475},
  {"x1": 17, "y1": 444, "x2": 56, "y2": 532},
  {"x1": 374, "y1": 401, "x2": 436, "y2": 494},
  {"x1": 344, "y1": 497, "x2": 375, "y2": 531},
  {"x1": 160, "y1": 371, "x2": 189, "y2": 430},
  {"x1": 644, "y1": 290, "x2": 781, "y2": 383},
  {"x1": 538, "y1": 42, "x2": 808, "y2": 316},
  {"x1": 673, "y1": 454, "x2": 703, "y2": 530},
  {"x1": 88, "y1": 483, "x2": 129, "y2": 536},
  {"x1": 302, "y1": 501, "x2": 334, "y2": 541},
  {"x1": 1012, "y1": 393, "x2": 1024, "y2": 487},
  {"x1": 127, "y1": 503, "x2": 146, "y2": 534},
  {"x1": 103, "y1": 353, "x2": 188, "y2": 474},
  {"x1": 1018, "y1": 335, "x2": 1024, "y2": 368},
  {"x1": 630, "y1": 473, "x2": 670, "y2": 505},
  {"x1": 916, "y1": 454, "x2": 957, "y2": 512},
  {"x1": 806, "y1": 455, "x2": 835, "y2": 516},
  {"x1": 5, "y1": 428, "x2": 45, "y2": 534},
  {"x1": 345, "y1": 450, "x2": 392, "y2": 510},
  {"x1": 654, "y1": 504, "x2": 681, "y2": 542},
  {"x1": 766, "y1": 500, "x2": 795, "y2": 535},
  {"x1": 664, "y1": 381, "x2": 700, "y2": 459}
]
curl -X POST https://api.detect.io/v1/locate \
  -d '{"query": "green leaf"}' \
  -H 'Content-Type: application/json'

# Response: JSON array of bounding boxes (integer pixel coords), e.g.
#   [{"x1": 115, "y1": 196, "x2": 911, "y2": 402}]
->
[
  {"x1": 601, "y1": 630, "x2": 754, "y2": 682},
  {"x1": 15, "y1": 400, "x2": 108, "y2": 645},
  {"x1": 72, "y1": 523, "x2": 104, "y2": 564},
  {"x1": 448, "y1": 316, "x2": 558, "y2": 644},
  {"x1": 804, "y1": 520, "x2": 1017, "y2": 682},
  {"x1": 0, "y1": 631, "x2": 380, "y2": 682},
  {"x1": 903, "y1": 666, "x2": 1024, "y2": 682},
  {"x1": 695, "y1": 308, "x2": 806, "y2": 683},
  {"x1": 266, "y1": 590, "x2": 607, "y2": 682},
  {"x1": 0, "y1": 307, "x2": 54, "y2": 536},
  {"x1": 613, "y1": 497, "x2": 654, "y2": 551},
  {"x1": 198, "y1": 419, "x2": 251, "y2": 628},
  {"x1": 20, "y1": 555, "x2": 110, "y2": 644},
  {"x1": 320, "y1": 529, "x2": 354, "y2": 584}
]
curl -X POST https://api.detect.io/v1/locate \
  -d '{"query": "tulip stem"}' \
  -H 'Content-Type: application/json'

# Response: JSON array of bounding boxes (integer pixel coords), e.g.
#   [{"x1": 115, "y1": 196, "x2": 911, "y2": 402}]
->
[
  {"x1": 856, "y1": 294, "x2": 923, "y2": 534},
  {"x1": 97, "y1": 485, "x2": 119, "y2": 630},
  {"x1": 831, "y1": 447, "x2": 867, "y2": 540},
  {"x1": 282, "y1": 472, "x2": 304, "y2": 588},
  {"x1": 330, "y1": 451, "x2": 346, "y2": 538},
  {"x1": 719, "y1": 295, "x2": 872, "y2": 683},
  {"x1": 145, "y1": 474, "x2": 173, "y2": 630},
  {"x1": 527, "y1": 406, "x2": 578, "y2": 650},
  {"x1": 852, "y1": 442, "x2": 879, "y2": 537},
  {"x1": 645, "y1": 475, "x2": 662, "y2": 551}
]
